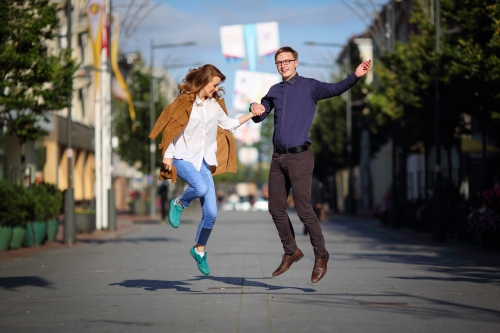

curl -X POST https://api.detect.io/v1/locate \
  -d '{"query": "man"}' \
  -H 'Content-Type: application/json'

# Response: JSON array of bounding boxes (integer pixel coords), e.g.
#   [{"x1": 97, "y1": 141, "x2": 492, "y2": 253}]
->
[{"x1": 250, "y1": 46, "x2": 371, "y2": 283}]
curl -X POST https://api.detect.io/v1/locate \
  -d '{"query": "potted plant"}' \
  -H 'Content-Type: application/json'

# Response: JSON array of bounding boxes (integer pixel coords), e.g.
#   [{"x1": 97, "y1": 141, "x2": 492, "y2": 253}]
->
[
  {"x1": 40, "y1": 183, "x2": 62, "y2": 242},
  {"x1": 0, "y1": 182, "x2": 14, "y2": 251},
  {"x1": 0, "y1": 182, "x2": 29, "y2": 250},
  {"x1": 75, "y1": 208, "x2": 96, "y2": 233},
  {"x1": 25, "y1": 184, "x2": 47, "y2": 247}
]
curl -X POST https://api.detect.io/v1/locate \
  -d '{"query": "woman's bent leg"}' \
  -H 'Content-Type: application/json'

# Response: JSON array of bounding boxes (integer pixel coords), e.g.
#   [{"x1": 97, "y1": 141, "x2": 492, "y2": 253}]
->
[{"x1": 194, "y1": 161, "x2": 217, "y2": 246}]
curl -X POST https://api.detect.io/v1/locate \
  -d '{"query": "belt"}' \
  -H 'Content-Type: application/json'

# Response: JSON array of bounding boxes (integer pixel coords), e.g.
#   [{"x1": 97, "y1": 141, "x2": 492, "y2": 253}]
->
[{"x1": 274, "y1": 144, "x2": 309, "y2": 154}]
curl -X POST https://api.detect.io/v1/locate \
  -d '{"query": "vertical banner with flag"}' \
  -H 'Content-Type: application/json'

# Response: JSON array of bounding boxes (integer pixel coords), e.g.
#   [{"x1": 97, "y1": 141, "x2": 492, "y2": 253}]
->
[
  {"x1": 110, "y1": 13, "x2": 136, "y2": 131},
  {"x1": 86, "y1": 0, "x2": 105, "y2": 95}
]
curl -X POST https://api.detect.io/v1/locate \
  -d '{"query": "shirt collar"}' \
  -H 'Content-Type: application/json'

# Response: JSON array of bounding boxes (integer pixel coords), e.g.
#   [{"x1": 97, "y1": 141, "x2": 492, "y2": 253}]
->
[
  {"x1": 194, "y1": 95, "x2": 212, "y2": 106},
  {"x1": 284, "y1": 73, "x2": 300, "y2": 85}
]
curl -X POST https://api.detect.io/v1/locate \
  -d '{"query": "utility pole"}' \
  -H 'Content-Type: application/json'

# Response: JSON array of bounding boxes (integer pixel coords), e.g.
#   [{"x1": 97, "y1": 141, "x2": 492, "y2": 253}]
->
[
  {"x1": 388, "y1": 0, "x2": 400, "y2": 229},
  {"x1": 149, "y1": 39, "x2": 155, "y2": 218},
  {"x1": 108, "y1": 0, "x2": 116, "y2": 231},
  {"x1": 64, "y1": 0, "x2": 75, "y2": 244},
  {"x1": 345, "y1": 42, "x2": 356, "y2": 216},
  {"x1": 432, "y1": 0, "x2": 445, "y2": 242}
]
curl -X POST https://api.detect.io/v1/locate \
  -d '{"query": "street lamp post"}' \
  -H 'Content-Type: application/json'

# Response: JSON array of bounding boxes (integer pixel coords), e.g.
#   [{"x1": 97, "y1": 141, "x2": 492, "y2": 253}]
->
[
  {"x1": 149, "y1": 40, "x2": 195, "y2": 218},
  {"x1": 433, "y1": 0, "x2": 445, "y2": 242},
  {"x1": 304, "y1": 41, "x2": 356, "y2": 215},
  {"x1": 64, "y1": 0, "x2": 75, "y2": 244}
]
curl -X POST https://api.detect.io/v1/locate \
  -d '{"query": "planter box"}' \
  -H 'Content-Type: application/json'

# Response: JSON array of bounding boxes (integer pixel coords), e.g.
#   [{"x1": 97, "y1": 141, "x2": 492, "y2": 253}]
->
[
  {"x1": 10, "y1": 226, "x2": 26, "y2": 249},
  {"x1": 47, "y1": 219, "x2": 59, "y2": 242},
  {"x1": 0, "y1": 226, "x2": 13, "y2": 251},
  {"x1": 75, "y1": 214, "x2": 96, "y2": 233},
  {"x1": 24, "y1": 221, "x2": 47, "y2": 247}
]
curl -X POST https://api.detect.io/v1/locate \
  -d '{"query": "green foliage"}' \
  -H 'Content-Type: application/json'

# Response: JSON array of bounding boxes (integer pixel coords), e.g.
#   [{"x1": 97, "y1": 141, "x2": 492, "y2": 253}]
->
[
  {"x1": 114, "y1": 56, "x2": 168, "y2": 173},
  {"x1": 367, "y1": 0, "x2": 500, "y2": 152},
  {"x1": 0, "y1": 0, "x2": 77, "y2": 146},
  {"x1": 29, "y1": 184, "x2": 47, "y2": 222},
  {"x1": 368, "y1": 3, "x2": 435, "y2": 126},
  {"x1": 311, "y1": 96, "x2": 346, "y2": 166},
  {"x1": 441, "y1": 0, "x2": 500, "y2": 118},
  {"x1": 0, "y1": 181, "x2": 29, "y2": 226},
  {"x1": 38, "y1": 182, "x2": 62, "y2": 219}
]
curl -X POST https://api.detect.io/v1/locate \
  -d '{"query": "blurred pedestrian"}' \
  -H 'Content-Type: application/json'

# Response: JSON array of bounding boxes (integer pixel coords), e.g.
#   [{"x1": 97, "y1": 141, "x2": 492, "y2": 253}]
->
[
  {"x1": 250, "y1": 46, "x2": 371, "y2": 283},
  {"x1": 157, "y1": 180, "x2": 170, "y2": 224},
  {"x1": 149, "y1": 64, "x2": 257, "y2": 276}
]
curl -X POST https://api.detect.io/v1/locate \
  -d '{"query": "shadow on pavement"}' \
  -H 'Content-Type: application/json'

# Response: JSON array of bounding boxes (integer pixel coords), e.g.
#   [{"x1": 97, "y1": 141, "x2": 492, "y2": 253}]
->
[
  {"x1": 0, "y1": 276, "x2": 54, "y2": 290},
  {"x1": 191, "y1": 275, "x2": 316, "y2": 292},
  {"x1": 109, "y1": 276, "x2": 315, "y2": 293},
  {"x1": 109, "y1": 279, "x2": 200, "y2": 292},
  {"x1": 279, "y1": 291, "x2": 500, "y2": 323},
  {"x1": 79, "y1": 237, "x2": 180, "y2": 245},
  {"x1": 132, "y1": 219, "x2": 195, "y2": 225},
  {"x1": 322, "y1": 217, "x2": 500, "y2": 285},
  {"x1": 388, "y1": 266, "x2": 500, "y2": 285}
]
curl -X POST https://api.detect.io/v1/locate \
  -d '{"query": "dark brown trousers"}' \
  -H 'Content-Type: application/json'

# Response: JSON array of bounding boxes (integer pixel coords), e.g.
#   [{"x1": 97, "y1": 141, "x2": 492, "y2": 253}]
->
[{"x1": 268, "y1": 148, "x2": 327, "y2": 258}]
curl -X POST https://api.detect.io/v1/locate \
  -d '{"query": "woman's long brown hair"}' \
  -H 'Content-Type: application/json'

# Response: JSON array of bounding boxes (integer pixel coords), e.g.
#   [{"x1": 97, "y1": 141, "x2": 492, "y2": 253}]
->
[{"x1": 178, "y1": 64, "x2": 226, "y2": 101}]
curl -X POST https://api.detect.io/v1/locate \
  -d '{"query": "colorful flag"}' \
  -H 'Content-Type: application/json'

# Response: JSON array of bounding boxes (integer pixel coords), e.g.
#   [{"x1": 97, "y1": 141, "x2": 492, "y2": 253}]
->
[
  {"x1": 110, "y1": 13, "x2": 136, "y2": 131},
  {"x1": 86, "y1": 0, "x2": 105, "y2": 95}
]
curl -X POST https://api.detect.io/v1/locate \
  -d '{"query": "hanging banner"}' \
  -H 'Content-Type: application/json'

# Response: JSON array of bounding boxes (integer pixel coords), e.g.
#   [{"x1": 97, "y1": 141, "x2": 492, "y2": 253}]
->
[
  {"x1": 256, "y1": 22, "x2": 279, "y2": 57},
  {"x1": 110, "y1": 13, "x2": 136, "y2": 131},
  {"x1": 220, "y1": 22, "x2": 279, "y2": 69},
  {"x1": 86, "y1": 0, "x2": 105, "y2": 95},
  {"x1": 220, "y1": 24, "x2": 246, "y2": 60},
  {"x1": 233, "y1": 70, "x2": 280, "y2": 111}
]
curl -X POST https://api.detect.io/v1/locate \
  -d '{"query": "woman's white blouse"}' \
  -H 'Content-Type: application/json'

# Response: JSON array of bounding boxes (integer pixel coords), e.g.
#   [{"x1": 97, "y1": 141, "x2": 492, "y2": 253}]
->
[{"x1": 164, "y1": 96, "x2": 241, "y2": 171}]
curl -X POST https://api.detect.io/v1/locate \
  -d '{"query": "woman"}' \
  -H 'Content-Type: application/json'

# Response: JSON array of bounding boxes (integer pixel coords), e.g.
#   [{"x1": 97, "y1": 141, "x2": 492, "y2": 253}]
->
[{"x1": 149, "y1": 64, "x2": 256, "y2": 276}]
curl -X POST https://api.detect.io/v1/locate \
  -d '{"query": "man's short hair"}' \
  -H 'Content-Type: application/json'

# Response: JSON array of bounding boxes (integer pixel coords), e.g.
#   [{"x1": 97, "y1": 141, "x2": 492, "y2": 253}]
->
[{"x1": 275, "y1": 46, "x2": 298, "y2": 60}]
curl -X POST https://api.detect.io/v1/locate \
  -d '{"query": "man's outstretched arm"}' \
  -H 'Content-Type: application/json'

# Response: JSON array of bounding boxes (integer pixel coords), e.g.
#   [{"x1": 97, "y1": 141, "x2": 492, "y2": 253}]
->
[{"x1": 313, "y1": 60, "x2": 372, "y2": 101}]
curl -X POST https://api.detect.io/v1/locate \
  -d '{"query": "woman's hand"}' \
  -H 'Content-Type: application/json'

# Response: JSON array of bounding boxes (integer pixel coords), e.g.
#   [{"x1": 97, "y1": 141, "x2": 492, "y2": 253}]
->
[{"x1": 163, "y1": 158, "x2": 173, "y2": 172}]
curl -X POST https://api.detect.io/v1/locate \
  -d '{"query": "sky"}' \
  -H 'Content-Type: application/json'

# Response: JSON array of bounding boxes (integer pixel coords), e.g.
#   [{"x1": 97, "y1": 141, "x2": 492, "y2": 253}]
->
[{"x1": 113, "y1": 0, "x2": 380, "y2": 114}]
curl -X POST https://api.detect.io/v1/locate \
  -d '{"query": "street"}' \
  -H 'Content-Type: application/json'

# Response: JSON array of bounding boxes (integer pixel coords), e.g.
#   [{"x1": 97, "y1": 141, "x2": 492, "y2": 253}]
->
[{"x1": 1, "y1": 210, "x2": 499, "y2": 333}]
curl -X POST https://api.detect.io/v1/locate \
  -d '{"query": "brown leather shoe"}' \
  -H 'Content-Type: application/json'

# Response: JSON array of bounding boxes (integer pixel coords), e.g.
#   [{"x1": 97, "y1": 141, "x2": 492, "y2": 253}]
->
[
  {"x1": 311, "y1": 251, "x2": 329, "y2": 283},
  {"x1": 272, "y1": 248, "x2": 304, "y2": 277}
]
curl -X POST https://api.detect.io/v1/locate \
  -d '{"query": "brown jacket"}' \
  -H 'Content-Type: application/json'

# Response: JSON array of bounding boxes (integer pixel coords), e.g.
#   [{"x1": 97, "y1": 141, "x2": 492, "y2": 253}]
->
[{"x1": 149, "y1": 94, "x2": 237, "y2": 183}]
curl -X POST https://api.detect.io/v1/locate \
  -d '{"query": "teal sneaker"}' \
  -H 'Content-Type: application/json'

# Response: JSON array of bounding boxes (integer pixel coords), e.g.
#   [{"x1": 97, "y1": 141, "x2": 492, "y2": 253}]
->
[
  {"x1": 168, "y1": 198, "x2": 184, "y2": 228},
  {"x1": 190, "y1": 247, "x2": 210, "y2": 275}
]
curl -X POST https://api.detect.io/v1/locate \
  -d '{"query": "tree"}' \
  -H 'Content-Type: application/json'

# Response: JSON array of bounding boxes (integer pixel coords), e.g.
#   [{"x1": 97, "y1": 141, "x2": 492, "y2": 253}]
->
[
  {"x1": 443, "y1": 0, "x2": 500, "y2": 191},
  {"x1": 114, "y1": 56, "x2": 167, "y2": 174},
  {"x1": 0, "y1": 0, "x2": 76, "y2": 156}
]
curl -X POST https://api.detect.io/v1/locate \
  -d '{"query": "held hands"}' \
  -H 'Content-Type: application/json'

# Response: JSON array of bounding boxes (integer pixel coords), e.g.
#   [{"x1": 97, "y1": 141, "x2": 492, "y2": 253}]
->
[
  {"x1": 162, "y1": 157, "x2": 173, "y2": 172},
  {"x1": 250, "y1": 103, "x2": 266, "y2": 116},
  {"x1": 354, "y1": 59, "x2": 372, "y2": 78}
]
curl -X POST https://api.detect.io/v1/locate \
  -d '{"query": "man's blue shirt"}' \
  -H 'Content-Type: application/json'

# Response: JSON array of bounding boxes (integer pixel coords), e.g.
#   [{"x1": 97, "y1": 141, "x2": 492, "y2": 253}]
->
[{"x1": 251, "y1": 72, "x2": 360, "y2": 148}]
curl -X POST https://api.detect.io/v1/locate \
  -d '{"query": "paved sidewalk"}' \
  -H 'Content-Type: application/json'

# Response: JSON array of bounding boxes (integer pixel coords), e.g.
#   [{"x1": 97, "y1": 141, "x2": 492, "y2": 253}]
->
[
  {"x1": 0, "y1": 210, "x2": 499, "y2": 332},
  {"x1": 0, "y1": 213, "x2": 147, "y2": 262}
]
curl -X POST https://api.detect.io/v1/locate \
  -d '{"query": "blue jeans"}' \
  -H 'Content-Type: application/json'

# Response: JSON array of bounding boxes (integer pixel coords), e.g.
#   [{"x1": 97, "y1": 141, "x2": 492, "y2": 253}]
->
[{"x1": 173, "y1": 159, "x2": 216, "y2": 246}]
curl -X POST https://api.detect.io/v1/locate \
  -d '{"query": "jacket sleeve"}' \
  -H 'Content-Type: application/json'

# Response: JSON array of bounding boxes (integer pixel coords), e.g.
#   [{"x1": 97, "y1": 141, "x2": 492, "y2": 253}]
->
[{"x1": 149, "y1": 99, "x2": 177, "y2": 140}]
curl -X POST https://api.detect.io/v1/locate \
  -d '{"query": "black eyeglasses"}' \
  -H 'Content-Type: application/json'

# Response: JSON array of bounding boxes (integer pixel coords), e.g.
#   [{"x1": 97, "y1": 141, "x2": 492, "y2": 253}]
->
[{"x1": 275, "y1": 59, "x2": 296, "y2": 67}]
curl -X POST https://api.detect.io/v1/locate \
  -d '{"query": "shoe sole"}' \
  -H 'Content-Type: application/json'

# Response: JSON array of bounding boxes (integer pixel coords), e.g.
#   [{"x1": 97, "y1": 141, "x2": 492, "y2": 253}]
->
[{"x1": 272, "y1": 254, "x2": 304, "y2": 277}]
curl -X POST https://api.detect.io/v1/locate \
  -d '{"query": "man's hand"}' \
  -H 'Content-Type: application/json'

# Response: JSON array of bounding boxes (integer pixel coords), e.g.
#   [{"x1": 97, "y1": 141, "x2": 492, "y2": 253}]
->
[
  {"x1": 162, "y1": 157, "x2": 173, "y2": 172},
  {"x1": 354, "y1": 59, "x2": 372, "y2": 78},
  {"x1": 250, "y1": 103, "x2": 266, "y2": 116}
]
